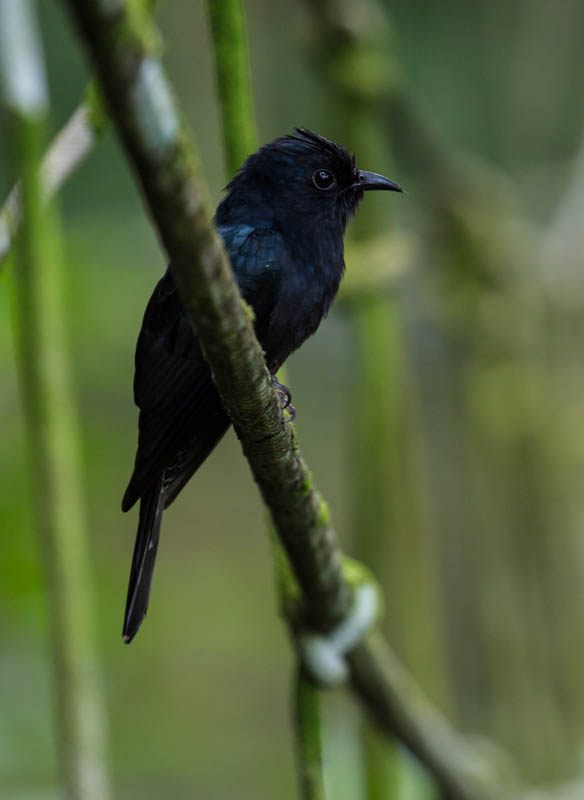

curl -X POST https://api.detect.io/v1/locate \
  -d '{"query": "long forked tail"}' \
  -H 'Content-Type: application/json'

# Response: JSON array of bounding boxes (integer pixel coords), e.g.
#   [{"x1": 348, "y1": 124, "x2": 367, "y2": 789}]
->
[{"x1": 123, "y1": 480, "x2": 165, "y2": 644}]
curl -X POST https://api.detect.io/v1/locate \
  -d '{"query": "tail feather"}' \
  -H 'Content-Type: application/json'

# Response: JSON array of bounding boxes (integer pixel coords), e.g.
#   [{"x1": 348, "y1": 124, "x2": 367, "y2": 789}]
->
[{"x1": 123, "y1": 480, "x2": 165, "y2": 644}]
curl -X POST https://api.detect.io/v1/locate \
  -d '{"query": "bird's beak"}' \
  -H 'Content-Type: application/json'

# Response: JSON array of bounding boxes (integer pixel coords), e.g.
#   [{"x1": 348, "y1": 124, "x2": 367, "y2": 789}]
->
[{"x1": 353, "y1": 170, "x2": 403, "y2": 193}]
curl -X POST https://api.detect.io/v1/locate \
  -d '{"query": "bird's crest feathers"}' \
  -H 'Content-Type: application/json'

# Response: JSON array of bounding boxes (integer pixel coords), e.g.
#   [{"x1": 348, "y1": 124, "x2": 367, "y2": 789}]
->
[
  {"x1": 277, "y1": 128, "x2": 356, "y2": 171},
  {"x1": 225, "y1": 128, "x2": 357, "y2": 194}
]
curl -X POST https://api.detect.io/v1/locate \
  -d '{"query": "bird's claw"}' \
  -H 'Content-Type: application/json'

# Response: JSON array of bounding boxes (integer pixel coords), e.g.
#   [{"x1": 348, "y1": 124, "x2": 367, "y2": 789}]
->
[
  {"x1": 272, "y1": 376, "x2": 296, "y2": 422},
  {"x1": 273, "y1": 376, "x2": 291, "y2": 408}
]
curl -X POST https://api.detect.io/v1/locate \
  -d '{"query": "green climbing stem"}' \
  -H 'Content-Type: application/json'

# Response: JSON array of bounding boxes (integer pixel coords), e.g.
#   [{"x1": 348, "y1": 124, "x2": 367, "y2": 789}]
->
[
  {"x1": 206, "y1": 0, "x2": 258, "y2": 176},
  {"x1": 0, "y1": 2, "x2": 111, "y2": 798}
]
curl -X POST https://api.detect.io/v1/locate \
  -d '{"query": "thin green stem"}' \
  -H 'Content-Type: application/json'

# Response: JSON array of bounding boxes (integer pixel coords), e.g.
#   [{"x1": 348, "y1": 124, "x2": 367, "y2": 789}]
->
[
  {"x1": 0, "y1": 0, "x2": 160, "y2": 270},
  {"x1": 206, "y1": 0, "x2": 258, "y2": 176},
  {"x1": 294, "y1": 668, "x2": 328, "y2": 800},
  {"x1": 205, "y1": 9, "x2": 327, "y2": 794},
  {"x1": 353, "y1": 298, "x2": 400, "y2": 800},
  {"x1": 0, "y1": 95, "x2": 101, "y2": 269},
  {"x1": 0, "y1": 2, "x2": 111, "y2": 799},
  {"x1": 361, "y1": 720, "x2": 400, "y2": 800}
]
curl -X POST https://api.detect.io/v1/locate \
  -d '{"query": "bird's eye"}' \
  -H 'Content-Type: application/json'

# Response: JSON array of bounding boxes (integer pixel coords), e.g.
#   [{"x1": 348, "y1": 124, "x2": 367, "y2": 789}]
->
[{"x1": 312, "y1": 169, "x2": 336, "y2": 190}]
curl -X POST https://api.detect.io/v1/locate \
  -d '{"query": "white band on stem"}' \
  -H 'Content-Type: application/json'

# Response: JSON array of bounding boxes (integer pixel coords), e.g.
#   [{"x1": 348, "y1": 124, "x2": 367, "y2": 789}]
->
[{"x1": 298, "y1": 583, "x2": 378, "y2": 686}]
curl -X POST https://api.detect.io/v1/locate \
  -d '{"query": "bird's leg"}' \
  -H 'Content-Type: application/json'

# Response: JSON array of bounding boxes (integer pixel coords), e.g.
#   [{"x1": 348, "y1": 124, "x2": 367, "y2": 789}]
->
[{"x1": 272, "y1": 375, "x2": 295, "y2": 422}]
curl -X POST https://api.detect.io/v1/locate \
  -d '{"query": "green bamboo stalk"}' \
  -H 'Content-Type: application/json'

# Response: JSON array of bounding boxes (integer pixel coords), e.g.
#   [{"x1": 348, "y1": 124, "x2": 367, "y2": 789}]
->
[
  {"x1": 206, "y1": 0, "x2": 257, "y2": 176},
  {"x1": 278, "y1": 373, "x2": 327, "y2": 800},
  {"x1": 294, "y1": 668, "x2": 328, "y2": 800},
  {"x1": 352, "y1": 297, "x2": 401, "y2": 800},
  {"x1": 304, "y1": 3, "x2": 405, "y2": 795},
  {"x1": 205, "y1": 6, "x2": 326, "y2": 796},
  {"x1": 0, "y1": 88, "x2": 106, "y2": 269},
  {"x1": 0, "y1": 2, "x2": 111, "y2": 799},
  {"x1": 304, "y1": 2, "x2": 457, "y2": 796},
  {"x1": 0, "y1": 0, "x2": 160, "y2": 270},
  {"x1": 361, "y1": 721, "x2": 400, "y2": 800}
]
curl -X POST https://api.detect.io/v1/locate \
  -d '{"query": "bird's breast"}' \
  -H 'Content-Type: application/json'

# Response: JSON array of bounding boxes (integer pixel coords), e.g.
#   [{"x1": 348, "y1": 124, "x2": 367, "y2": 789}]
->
[
  {"x1": 218, "y1": 220, "x2": 345, "y2": 371},
  {"x1": 262, "y1": 257, "x2": 343, "y2": 370}
]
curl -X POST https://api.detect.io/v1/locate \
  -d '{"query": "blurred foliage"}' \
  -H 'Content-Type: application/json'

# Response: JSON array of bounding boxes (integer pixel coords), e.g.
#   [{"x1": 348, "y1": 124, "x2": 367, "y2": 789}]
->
[{"x1": 2, "y1": 0, "x2": 584, "y2": 798}]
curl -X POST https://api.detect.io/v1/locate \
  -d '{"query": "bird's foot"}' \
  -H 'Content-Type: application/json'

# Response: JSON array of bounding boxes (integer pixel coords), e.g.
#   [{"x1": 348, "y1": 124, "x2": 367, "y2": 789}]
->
[{"x1": 272, "y1": 375, "x2": 295, "y2": 422}]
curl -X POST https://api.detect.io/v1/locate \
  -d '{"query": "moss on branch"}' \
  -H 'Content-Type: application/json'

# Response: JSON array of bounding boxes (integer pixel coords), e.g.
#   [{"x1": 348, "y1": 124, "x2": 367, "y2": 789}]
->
[{"x1": 0, "y1": 3, "x2": 111, "y2": 797}]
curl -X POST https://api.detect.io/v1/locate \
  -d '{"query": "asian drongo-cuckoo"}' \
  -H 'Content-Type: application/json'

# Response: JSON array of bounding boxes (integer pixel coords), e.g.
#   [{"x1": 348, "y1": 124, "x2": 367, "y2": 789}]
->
[{"x1": 122, "y1": 129, "x2": 401, "y2": 642}]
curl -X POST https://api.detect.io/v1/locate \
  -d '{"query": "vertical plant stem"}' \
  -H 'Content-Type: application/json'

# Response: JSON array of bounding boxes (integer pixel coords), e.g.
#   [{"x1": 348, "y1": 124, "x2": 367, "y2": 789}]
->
[
  {"x1": 0, "y1": 101, "x2": 101, "y2": 269},
  {"x1": 361, "y1": 722, "x2": 400, "y2": 800},
  {"x1": 353, "y1": 297, "x2": 401, "y2": 800},
  {"x1": 206, "y1": 0, "x2": 258, "y2": 176},
  {"x1": 0, "y1": 0, "x2": 161, "y2": 270},
  {"x1": 352, "y1": 297, "x2": 396, "y2": 567},
  {"x1": 0, "y1": 3, "x2": 111, "y2": 799},
  {"x1": 207, "y1": 5, "x2": 327, "y2": 797},
  {"x1": 294, "y1": 667, "x2": 328, "y2": 800},
  {"x1": 305, "y1": 1, "x2": 405, "y2": 793}
]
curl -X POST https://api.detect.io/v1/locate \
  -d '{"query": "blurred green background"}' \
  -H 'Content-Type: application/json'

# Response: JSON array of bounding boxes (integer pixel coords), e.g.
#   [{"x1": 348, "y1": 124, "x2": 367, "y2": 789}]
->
[{"x1": 2, "y1": 0, "x2": 584, "y2": 798}]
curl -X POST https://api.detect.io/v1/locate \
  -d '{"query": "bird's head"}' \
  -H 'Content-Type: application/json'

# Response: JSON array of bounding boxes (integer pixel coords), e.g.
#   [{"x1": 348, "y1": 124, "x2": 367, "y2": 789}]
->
[{"x1": 219, "y1": 129, "x2": 401, "y2": 231}]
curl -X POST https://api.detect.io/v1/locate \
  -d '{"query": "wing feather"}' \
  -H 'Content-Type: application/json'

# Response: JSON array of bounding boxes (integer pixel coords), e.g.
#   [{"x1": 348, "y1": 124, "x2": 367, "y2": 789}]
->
[
  {"x1": 122, "y1": 271, "x2": 228, "y2": 510},
  {"x1": 122, "y1": 224, "x2": 287, "y2": 512}
]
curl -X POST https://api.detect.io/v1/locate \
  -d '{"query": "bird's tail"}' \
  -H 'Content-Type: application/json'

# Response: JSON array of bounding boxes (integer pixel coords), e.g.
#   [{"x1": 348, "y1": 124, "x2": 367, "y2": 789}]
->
[{"x1": 123, "y1": 479, "x2": 165, "y2": 644}]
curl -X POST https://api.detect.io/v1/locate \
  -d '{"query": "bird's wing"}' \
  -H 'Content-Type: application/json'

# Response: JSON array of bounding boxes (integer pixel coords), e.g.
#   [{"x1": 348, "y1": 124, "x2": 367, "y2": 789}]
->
[
  {"x1": 122, "y1": 269, "x2": 228, "y2": 511},
  {"x1": 220, "y1": 222, "x2": 297, "y2": 368},
  {"x1": 122, "y1": 224, "x2": 286, "y2": 511},
  {"x1": 219, "y1": 222, "x2": 284, "y2": 345}
]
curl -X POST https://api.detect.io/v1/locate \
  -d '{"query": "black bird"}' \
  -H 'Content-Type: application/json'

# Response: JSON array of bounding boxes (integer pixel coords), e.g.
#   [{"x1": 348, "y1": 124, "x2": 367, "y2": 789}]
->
[{"x1": 122, "y1": 129, "x2": 401, "y2": 642}]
